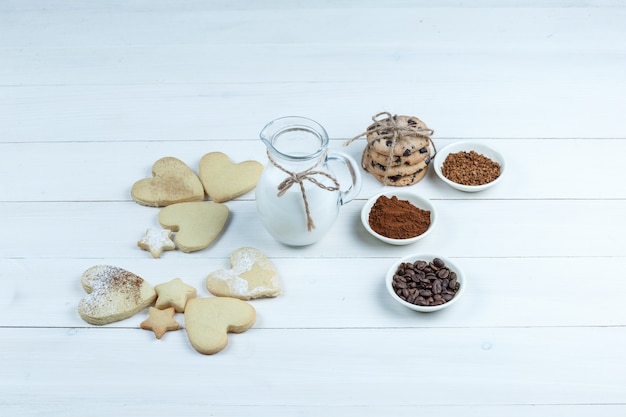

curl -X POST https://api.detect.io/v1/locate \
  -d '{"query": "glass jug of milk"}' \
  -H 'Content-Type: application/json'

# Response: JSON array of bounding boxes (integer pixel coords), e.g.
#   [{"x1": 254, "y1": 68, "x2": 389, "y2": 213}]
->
[{"x1": 256, "y1": 116, "x2": 362, "y2": 246}]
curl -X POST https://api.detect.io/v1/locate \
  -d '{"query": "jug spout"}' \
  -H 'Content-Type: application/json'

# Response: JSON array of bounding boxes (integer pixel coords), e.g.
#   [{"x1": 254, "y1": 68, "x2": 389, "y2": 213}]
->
[{"x1": 259, "y1": 123, "x2": 273, "y2": 149}]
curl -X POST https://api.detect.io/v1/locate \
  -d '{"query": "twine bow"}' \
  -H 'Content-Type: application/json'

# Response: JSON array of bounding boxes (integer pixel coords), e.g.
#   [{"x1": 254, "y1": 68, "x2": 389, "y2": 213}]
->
[
  {"x1": 344, "y1": 112, "x2": 436, "y2": 185},
  {"x1": 268, "y1": 150, "x2": 340, "y2": 231}
]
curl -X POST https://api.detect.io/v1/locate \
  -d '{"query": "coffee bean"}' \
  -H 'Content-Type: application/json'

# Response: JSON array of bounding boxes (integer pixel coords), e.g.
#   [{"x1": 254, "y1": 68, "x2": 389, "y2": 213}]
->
[
  {"x1": 433, "y1": 258, "x2": 445, "y2": 268},
  {"x1": 391, "y1": 258, "x2": 460, "y2": 307},
  {"x1": 449, "y1": 277, "x2": 457, "y2": 289},
  {"x1": 415, "y1": 260, "x2": 427, "y2": 270},
  {"x1": 432, "y1": 279, "x2": 442, "y2": 294}
]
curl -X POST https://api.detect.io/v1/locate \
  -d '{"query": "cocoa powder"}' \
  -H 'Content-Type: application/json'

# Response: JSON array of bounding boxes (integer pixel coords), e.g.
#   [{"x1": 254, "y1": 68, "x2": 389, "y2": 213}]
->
[
  {"x1": 442, "y1": 150, "x2": 500, "y2": 186},
  {"x1": 368, "y1": 195, "x2": 431, "y2": 239}
]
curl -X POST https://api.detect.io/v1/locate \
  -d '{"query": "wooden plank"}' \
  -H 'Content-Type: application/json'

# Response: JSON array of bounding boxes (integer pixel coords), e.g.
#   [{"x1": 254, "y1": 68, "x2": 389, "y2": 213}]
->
[
  {"x1": 1, "y1": 199, "x2": 624, "y2": 259},
  {"x1": 2, "y1": 138, "x2": 625, "y2": 201},
  {"x1": 1, "y1": 6, "x2": 624, "y2": 140},
  {"x1": 3, "y1": 43, "x2": 623, "y2": 85},
  {"x1": 1, "y1": 82, "x2": 625, "y2": 141},
  {"x1": 2, "y1": 257, "x2": 626, "y2": 329},
  {"x1": 2, "y1": 5, "x2": 624, "y2": 49},
  {"x1": 1, "y1": 327, "x2": 625, "y2": 413}
]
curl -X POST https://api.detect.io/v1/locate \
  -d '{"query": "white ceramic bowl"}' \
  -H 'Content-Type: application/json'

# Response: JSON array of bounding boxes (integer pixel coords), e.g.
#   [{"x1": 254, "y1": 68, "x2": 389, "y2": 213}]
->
[
  {"x1": 386, "y1": 254, "x2": 465, "y2": 312},
  {"x1": 433, "y1": 141, "x2": 505, "y2": 192},
  {"x1": 361, "y1": 190, "x2": 437, "y2": 245}
]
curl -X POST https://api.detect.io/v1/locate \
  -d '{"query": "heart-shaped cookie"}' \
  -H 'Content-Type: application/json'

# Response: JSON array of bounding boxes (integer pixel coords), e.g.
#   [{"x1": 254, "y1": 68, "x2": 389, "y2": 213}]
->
[
  {"x1": 184, "y1": 297, "x2": 256, "y2": 355},
  {"x1": 206, "y1": 247, "x2": 280, "y2": 300},
  {"x1": 78, "y1": 265, "x2": 157, "y2": 325},
  {"x1": 158, "y1": 201, "x2": 229, "y2": 252},
  {"x1": 199, "y1": 152, "x2": 263, "y2": 203},
  {"x1": 131, "y1": 157, "x2": 204, "y2": 207}
]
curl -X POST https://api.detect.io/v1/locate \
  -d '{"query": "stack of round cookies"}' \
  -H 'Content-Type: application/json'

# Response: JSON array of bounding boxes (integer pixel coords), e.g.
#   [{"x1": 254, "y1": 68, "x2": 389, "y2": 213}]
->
[{"x1": 359, "y1": 113, "x2": 435, "y2": 186}]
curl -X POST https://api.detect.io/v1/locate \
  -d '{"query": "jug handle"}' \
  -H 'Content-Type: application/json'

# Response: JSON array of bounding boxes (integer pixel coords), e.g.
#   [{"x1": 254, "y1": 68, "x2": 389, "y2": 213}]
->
[{"x1": 327, "y1": 152, "x2": 362, "y2": 205}]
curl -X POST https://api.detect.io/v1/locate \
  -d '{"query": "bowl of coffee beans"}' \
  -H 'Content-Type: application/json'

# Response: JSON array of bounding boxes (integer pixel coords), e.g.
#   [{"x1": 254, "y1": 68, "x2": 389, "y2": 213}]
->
[
  {"x1": 361, "y1": 190, "x2": 437, "y2": 245},
  {"x1": 386, "y1": 254, "x2": 465, "y2": 312},
  {"x1": 433, "y1": 141, "x2": 505, "y2": 192}
]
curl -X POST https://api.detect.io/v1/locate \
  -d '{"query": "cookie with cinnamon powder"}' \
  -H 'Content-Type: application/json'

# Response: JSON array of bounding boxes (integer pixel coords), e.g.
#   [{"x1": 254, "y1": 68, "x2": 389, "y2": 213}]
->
[
  {"x1": 131, "y1": 157, "x2": 204, "y2": 207},
  {"x1": 78, "y1": 265, "x2": 156, "y2": 325}
]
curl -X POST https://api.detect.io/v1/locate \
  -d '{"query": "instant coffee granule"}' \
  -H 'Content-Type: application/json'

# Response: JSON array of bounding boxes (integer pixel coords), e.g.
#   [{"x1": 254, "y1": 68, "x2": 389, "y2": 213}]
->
[
  {"x1": 368, "y1": 195, "x2": 431, "y2": 239},
  {"x1": 442, "y1": 150, "x2": 500, "y2": 186}
]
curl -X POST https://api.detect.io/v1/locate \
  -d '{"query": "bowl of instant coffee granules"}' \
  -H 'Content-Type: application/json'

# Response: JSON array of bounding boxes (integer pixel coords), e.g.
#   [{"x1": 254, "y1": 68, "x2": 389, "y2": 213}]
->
[
  {"x1": 433, "y1": 141, "x2": 505, "y2": 192},
  {"x1": 361, "y1": 190, "x2": 437, "y2": 245},
  {"x1": 386, "y1": 254, "x2": 465, "y2": 312}
]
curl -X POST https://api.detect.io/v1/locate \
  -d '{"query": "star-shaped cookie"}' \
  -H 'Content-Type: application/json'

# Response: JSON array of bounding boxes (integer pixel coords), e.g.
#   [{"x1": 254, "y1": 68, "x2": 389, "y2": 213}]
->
[
  {"x1": 137, "y1": 228, "x2": 176, "y2": 258},
  {"x1": 140, "y1": 307, "x2": 180, "y2": 339},
  {"x1": 154, "y1": 278, "x2": 197, "y2": 313}
]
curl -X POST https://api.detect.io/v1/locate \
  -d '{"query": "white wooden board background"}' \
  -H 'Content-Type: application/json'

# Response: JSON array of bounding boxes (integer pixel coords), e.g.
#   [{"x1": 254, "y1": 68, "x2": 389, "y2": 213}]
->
[{"x1": 1, "y1": 1, "x2": 626, "y2": 416}]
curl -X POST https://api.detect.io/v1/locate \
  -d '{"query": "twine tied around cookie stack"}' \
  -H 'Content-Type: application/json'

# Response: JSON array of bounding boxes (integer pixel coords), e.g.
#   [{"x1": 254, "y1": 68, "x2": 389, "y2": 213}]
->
[
  {"x1": 267, "y1": 149, "x2": 340, "y2": 231},
  {"x1": 344, "y1": 112, "x2": 436, "y2": 186}
]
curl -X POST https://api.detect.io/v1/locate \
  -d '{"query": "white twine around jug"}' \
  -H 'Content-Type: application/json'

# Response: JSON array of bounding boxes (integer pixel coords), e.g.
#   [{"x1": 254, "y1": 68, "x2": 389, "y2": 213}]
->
[{"x1": 266, "y1": 150, "x2": 340, "y2": 231}]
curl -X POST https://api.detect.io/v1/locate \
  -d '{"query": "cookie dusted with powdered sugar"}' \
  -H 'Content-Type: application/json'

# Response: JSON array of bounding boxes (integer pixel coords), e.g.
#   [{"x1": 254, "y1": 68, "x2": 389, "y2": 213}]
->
[
  {"x1": 78, "y1": 265, "x2": 156, "y2": 325},
  {"x1": 206, "y1": 247, "x2": 280, "y2": 300},
  {"x1": 137, "y1": 228, "x2": 176, "y2": 258}
]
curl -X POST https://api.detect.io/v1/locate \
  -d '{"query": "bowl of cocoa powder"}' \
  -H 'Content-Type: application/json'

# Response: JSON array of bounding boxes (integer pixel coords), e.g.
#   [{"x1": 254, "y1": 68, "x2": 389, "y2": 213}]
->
[
  {"x1": 386, "y1": 254, "x2": 465, "y2": 312},
  {"x1": 361, "y1": 190, "x2": 437, "y2": 245},
  {"x1": 433, "y1": 141, "x2": 505, "y2": 192}
]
